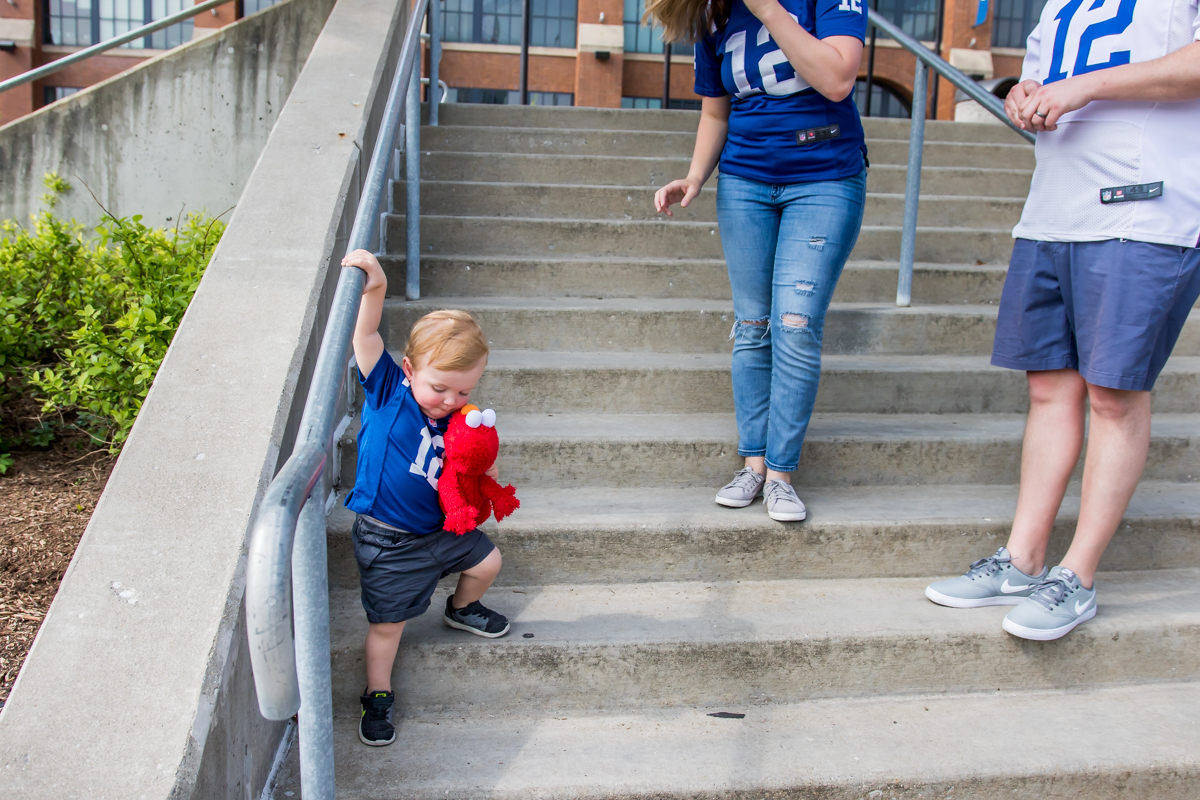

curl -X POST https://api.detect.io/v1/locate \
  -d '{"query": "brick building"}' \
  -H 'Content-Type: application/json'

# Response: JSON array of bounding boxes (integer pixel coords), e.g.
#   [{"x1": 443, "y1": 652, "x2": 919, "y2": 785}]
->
[{"x1": 1, "y1": 0, "x2": 1045, "y2": 126}]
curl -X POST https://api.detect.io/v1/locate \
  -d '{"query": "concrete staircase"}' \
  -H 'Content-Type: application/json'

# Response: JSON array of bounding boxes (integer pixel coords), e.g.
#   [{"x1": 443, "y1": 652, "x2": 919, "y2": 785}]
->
[{"x1": 279, "y1": 105, "x2": 1200, "y2": 797}]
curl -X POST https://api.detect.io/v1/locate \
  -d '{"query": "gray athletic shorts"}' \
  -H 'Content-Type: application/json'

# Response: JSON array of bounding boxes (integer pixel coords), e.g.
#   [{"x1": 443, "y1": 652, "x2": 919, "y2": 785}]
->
[
  {"x1": 992, "y1": 238, "x2": 1200, "y2": 391},
  {"x1": 353, "y1": 515, "x2": 496, "y2": 624}
]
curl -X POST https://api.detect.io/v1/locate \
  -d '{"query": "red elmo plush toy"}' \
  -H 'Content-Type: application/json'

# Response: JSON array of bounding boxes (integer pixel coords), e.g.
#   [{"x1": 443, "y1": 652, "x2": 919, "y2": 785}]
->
[{"x1": 439, "y1": 404, "x2": 520, "y2": 535}]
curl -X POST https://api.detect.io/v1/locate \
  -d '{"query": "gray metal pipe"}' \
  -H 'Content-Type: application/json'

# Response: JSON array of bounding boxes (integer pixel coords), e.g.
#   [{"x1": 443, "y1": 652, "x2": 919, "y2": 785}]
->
[
  {"x1": 429, "y1": 0, "x2": 442, "y2": 126},
  {"x1": 293, "y1": 488, "x2": 335, "y2": 800},
  {"x1": 406, "y1": 64, "x2": 422, "y2": 300},
  {"x1": 896, "y1": 58, "x2": 928, "y2": 308}
]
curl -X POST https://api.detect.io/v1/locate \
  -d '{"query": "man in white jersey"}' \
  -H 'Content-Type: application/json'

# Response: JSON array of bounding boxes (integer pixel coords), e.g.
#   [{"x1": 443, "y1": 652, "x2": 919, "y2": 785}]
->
[{"x1": 924, "y1": 0, "x2": 1200, "y2": 640}]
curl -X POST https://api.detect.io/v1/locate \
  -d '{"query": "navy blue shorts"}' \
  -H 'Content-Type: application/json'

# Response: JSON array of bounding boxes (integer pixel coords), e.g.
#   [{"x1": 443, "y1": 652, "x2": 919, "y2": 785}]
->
[
  {"x1": 992, "y1": 239, "x2": 1200, "y2": 391},
  {"x1": 352, "y1": 515, "x2": 496, "y2": 624}
]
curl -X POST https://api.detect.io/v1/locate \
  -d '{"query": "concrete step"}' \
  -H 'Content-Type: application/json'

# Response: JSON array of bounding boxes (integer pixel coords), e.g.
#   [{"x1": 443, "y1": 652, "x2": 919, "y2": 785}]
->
[
  {"x1": 386, "y1": 215, "x2": 1018, "y2": 264},
  {"x1": 422, "y1": 152, "x2": 1034, "y2": 197},
  {"x1": 430, "y1": 103, "x2": 1034, "y2": 144},
  {"x1": 388, "y1": 255, "x2": 1008, "y2": 304},
  {"x1": 280, "y1": 681, "x2": 1200, "y2": 799},
  {"x1": 384, "y1": 298, "x2": 1200, "y2": 357},
  {"x1": 419, "y1": 126, "x2": 1036, "y2": 169},
  {"x1": 340, "y1": 411, "x2": 1200, "y2": 488},
  {"x1": 384, "y1": 298, "x2": 1000, "y2": 355},
  {"x1": 467, "y1": 352, "x2": 1200, "y2": 416},
  {"x1": 325, "y1": 482, "x2": 1200, "y2": 588},
  {"x1": 322, "y1": 569, "x2": 1200, "y2": 715},
  {"x1": 408, "y1": 181, "x2": 1025, "y2": 228}
]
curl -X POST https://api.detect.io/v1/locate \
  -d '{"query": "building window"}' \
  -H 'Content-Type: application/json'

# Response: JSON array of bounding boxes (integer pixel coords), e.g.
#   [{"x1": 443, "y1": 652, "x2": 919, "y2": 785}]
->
[
  {"x1": 623, "y1": 0, "x2": 664, "y2": 54},
  {"x1": 43, "y1": 86, "x2": 81, "y2": 105},
  {"x1": 243, "y1": 0, "x2": 284, "y2": 14},
  {"x1": 442, "y1": 0, "x2": 577, "y2": 48},
  {"x1": 445, "y1": 87, "x2": 574, "y2": 105},
  {"x1": 991, "y1": 0, "x2": 1048, "y2": 49},
  {"x1": 873, "y1": 0, "x2": 939, "y2": 42},
  {"x1": 621, "y1": 97, "x2": 702, "y2": 110},
  {"x1": 853, "y1": 79, "x2": 910, "y2": 118},
  {"x1": 44, "y1": 0, "x2": 193, "y2": 48}
]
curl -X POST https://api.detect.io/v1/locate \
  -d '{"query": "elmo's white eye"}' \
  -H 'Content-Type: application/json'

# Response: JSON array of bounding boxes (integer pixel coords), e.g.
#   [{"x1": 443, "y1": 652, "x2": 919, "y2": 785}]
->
[
  {"x1": 481, "y1": 408, "x2": 496, "y2": 428},
  {"x1": 465, "y1": 409, "x2": 483, "y2": 428}
]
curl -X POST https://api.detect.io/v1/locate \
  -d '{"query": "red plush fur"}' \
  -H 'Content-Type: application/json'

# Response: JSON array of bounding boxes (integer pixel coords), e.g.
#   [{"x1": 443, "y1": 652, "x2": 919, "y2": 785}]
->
[{"x1": 439, "y1": 406, "x2": 520, "y2": 534}]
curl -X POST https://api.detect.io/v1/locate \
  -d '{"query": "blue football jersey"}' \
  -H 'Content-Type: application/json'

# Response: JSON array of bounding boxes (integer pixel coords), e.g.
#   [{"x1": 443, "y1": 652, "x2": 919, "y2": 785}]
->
[
  {"x1": 344, "y1": 351, "x2": 450, "y2": 535},
  {"x1": 693, "y1": 0, "x2": 868, "y2": 184}
]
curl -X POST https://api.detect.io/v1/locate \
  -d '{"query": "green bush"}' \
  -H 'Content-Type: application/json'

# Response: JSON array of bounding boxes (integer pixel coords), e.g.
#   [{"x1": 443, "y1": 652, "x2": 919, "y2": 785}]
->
[{"x1": 0, "y1": 175, "x2": 224, "y2": 468}]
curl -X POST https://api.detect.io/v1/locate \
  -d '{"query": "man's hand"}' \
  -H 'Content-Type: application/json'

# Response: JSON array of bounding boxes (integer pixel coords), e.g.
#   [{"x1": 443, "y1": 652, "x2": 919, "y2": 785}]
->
[
  {"x1": 342, "y1": 249, "x2": 387, "y2": 294},
  {"x1": 655, "y1": 177, "x2": 702, "y2": 217},
  {"x1": 1004, "y1": 79, "x2": 1042, "y2": 130},
  {"x1": 1018, "y1": 77, "x2": 1094, "y2": 132}
]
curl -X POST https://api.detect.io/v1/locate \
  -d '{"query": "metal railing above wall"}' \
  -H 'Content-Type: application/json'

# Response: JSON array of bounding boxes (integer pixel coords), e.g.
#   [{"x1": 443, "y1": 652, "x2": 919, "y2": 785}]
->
[
  {"x1": 0, "y1": 0, "x2": 234, "y2": 95},
  {"x1": 866, "y1": 10, "x2": 1034, "y2": 307},
  {"x1": 244, "y1": 0, "x2": 440, "y2": 797}
]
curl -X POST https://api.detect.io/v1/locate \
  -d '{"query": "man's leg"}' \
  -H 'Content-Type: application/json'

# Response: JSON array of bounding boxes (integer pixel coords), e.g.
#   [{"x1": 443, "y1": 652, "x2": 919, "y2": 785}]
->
[
  {"x1": 1058, "y1": 384, "x2": 1152, "y2": 588},
  {"x1": 1005, "y1": 369, "x2": 1088, "y2": 577}
]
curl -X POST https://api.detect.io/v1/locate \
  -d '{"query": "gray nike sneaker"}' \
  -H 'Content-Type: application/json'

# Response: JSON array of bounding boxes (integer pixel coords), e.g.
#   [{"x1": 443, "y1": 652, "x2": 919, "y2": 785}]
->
[
  {"x1": 1003, "y1": 566, "x2": 1097, "y2": 641},
  {"x1": 763, "y1": 479, "x2": 807, "y2": 522},
  {"x1": 925, "y1": 547, "x2": 1048, "y2": 608},
  {"x1": 715, "y1": 467, "x2": 766, "y2": 508}
]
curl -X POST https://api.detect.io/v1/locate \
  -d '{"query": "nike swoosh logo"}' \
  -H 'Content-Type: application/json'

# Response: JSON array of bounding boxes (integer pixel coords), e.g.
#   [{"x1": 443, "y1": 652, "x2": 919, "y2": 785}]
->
[
  {"x1": 1000, "y1": 579, "x2": 1029, "y2": 594},
  {"x1": 1075, "y1": 597, "x2": 1094, "y2": 615}
]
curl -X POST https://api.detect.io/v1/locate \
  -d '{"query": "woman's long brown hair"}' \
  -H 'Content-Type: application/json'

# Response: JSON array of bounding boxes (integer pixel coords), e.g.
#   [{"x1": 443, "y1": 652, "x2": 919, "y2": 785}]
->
[{"x1": 643, "y1": 0, "x2": 731, "y2": 43}]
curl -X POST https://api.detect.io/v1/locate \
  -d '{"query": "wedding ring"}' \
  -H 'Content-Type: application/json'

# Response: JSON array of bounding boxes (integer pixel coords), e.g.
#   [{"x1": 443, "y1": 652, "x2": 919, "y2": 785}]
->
[{"x1": 1035, "y1": 110, "x2": 1049, "y2": 117}]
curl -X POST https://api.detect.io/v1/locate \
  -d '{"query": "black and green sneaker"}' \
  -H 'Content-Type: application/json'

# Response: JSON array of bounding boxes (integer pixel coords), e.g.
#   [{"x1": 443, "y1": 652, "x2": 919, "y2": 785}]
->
[
  {"x1": 358, "y1": 689, "x2": 395, "y2": 746},
  {"x1": 443, "y1": 595, "x2": 511, "y2": 638}
]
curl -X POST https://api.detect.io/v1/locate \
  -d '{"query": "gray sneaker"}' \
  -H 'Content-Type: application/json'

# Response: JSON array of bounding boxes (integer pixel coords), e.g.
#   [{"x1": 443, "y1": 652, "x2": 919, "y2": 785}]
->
[
  {"x1": 925, "y1": 547, "x2": 1048, "y2": 608},
  {"x1": 1003, "y1": 566, "x2": 1097, "y2": 641},
  {"x1": 763, "y1": 479, "x2": 807, "y2": 522},
  {"x1": 715, "y1": 468, "x2": 766, "y2": 508}
]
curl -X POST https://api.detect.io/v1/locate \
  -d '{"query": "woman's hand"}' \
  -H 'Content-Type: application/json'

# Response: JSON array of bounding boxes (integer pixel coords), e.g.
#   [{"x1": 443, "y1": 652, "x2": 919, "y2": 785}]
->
[
  {"x1": 741, "y1": 0, "x2": 782, "y2": 23},
  {"x1": 655, "y1": 177, "x2": 702, "y2": 217}
]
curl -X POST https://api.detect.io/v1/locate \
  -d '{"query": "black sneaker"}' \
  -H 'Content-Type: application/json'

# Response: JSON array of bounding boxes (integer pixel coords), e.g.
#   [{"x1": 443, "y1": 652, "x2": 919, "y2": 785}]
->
[
  {"x1": 443, "y1": 595, "x2": 511, "y2": 638},
  {"x1": 358, "y1": 689, "x2": 396, "y2": 746}
]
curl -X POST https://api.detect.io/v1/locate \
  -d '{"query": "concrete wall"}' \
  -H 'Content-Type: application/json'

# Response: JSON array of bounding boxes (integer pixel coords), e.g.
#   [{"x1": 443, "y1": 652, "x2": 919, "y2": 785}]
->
[
  {"x1": 0, "y1": 0, "x2": 333, "y2": 230},
  {"x1": 0, "y1": 0, "x2": 410, "y2": 795}
]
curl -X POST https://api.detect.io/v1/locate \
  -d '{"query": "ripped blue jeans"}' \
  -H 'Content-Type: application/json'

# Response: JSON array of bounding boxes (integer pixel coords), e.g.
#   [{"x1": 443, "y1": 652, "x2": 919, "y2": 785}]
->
[{"x1": 717, "y1": 169, "x2": 866, "y2": 472}]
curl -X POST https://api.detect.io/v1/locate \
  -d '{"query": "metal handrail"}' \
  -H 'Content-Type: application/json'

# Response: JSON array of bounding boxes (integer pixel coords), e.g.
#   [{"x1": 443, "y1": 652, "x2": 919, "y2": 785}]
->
[
  {"x1": 245, "y1": 0, "x2": 438, "y2": 796},
  {"x1": 865, "y1": 10, "x2": 1033, "y2": 306},
  {"x1": 0, "y1": 0, "x2": 234, "y2": 95}
]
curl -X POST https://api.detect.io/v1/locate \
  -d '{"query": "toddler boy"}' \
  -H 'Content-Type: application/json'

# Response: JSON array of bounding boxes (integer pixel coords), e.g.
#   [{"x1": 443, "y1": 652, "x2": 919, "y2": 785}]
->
[{"x1": 341, "y1": 249, "x2": 509, "y2": 747}]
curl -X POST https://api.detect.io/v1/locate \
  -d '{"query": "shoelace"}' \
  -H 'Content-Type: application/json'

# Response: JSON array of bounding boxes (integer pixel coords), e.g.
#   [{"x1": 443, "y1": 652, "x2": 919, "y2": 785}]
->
[
  {"x1": 727, "y1": 468, "x2": 762, "y2": 493},
  {"x1": 964, "y1": 551, "x2": 1009, "y2": 581},
  {"x1": 1028, "y1": 576, "x2": 1072, "y2": 610},
  {"x1": 764, "y1": 481, "x2": 799, "y2": 506}
]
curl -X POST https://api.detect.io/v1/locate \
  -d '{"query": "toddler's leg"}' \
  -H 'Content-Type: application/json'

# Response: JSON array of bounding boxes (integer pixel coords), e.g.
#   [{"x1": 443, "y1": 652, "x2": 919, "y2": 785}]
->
[
  {"x1": 364, "y1": 620, "x2": 406, "y2": 692},
  {"x1": 451, "y1": 547, "x2": 502, "y2": 609}
]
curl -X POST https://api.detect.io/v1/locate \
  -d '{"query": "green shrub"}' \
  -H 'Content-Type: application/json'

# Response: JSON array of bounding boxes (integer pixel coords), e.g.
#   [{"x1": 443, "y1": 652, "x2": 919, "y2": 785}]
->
[{"x1": 0, "y1": 175, "x2": 224, "y2": 464}]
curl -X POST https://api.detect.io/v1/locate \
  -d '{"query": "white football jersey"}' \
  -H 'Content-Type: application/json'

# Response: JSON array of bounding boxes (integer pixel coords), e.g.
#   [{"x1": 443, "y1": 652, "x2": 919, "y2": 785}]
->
[{"x1": 1012, "y1": 0, "x2": 1200, "y2": 248}]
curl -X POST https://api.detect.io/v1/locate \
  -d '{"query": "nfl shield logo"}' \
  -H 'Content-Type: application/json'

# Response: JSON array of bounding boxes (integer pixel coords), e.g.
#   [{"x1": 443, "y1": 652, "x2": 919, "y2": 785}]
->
[
  {"x1": 799, "y1": 133, "x2": 808, "y2": 141},
  {"x1": 1102, "y1": 190, "x2": 1112, "y2": 202}
]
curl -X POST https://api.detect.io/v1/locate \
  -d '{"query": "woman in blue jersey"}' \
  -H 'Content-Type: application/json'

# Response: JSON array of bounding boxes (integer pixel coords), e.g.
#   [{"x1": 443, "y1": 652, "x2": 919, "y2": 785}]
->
[{"x1": 652, "y1": 0, "x2": 868, "y2": 520}]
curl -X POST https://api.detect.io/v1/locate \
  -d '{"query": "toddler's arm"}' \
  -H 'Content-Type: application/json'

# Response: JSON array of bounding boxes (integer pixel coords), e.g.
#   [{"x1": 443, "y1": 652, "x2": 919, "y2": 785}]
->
[{"x1": 343, "y1": 249, "x2": 387, "y2": 378}]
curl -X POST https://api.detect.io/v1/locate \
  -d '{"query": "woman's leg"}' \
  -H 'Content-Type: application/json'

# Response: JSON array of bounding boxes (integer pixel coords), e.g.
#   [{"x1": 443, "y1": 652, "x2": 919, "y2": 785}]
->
[
  {"x1": 716, "y1": 173, "x2": 781, "y2": 471},
  {"x1": 764, "y1": 171, "x2": 866, "y2": 477}
]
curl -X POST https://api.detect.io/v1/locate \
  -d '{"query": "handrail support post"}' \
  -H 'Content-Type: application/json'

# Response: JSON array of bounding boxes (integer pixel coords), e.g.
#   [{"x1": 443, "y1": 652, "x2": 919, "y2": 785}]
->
[
  {"x1": 293, "y1": 489, "x2": 335, "y2": 800},
  {"x1": 429, "y1": 0, "x2": 441, "y2": 125},
  {"x1": 897, "y1": 57, "x2": 928, "y2": 308},
  {"x1": 405, "y1": 64, "x2": 422, "y2": 301}
]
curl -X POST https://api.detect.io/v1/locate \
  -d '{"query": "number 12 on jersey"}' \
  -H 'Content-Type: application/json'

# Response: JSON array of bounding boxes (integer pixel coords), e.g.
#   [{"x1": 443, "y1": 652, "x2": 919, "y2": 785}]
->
[{"x1": 1045, "y1": 0, "x2": 1138, "y2": 84}]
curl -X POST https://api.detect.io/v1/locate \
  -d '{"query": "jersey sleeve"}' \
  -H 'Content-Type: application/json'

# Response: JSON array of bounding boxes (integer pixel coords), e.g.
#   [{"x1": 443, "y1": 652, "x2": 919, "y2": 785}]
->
[
  {"x1": 359, "y1": 349, "x2": 406, "y2": 412},
  {"x1": 1020, "y1": 9, "x2": 1044, "y2": 82},
  {"x1": 1192, "y1": 0, "x2": 1200, "y2": 43},
  {"x1": 814, "y1": 0, "x2": 867, "y2": 41},
  {"x1": 693, "y1": 36, "x2": 728, "y2": 97}
]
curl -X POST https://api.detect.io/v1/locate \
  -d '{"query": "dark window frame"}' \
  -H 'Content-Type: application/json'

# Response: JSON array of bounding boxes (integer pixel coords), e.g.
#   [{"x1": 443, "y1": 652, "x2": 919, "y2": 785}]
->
[
  {"x1": 991, "y1": 0, "x2": 1048, "y2": 49},
  {"x1": 441, "y1": 0, "x2": 577, "y2": 48},
  {"x1": 43, "y1": 0, "x2": 194, "y2": 49}
]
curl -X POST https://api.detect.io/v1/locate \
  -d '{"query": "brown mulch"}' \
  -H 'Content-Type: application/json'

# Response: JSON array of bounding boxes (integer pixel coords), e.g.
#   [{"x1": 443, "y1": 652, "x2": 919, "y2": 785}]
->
[{"x1": 0, "y1": 408, "x2": 115, "y2": 705}]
